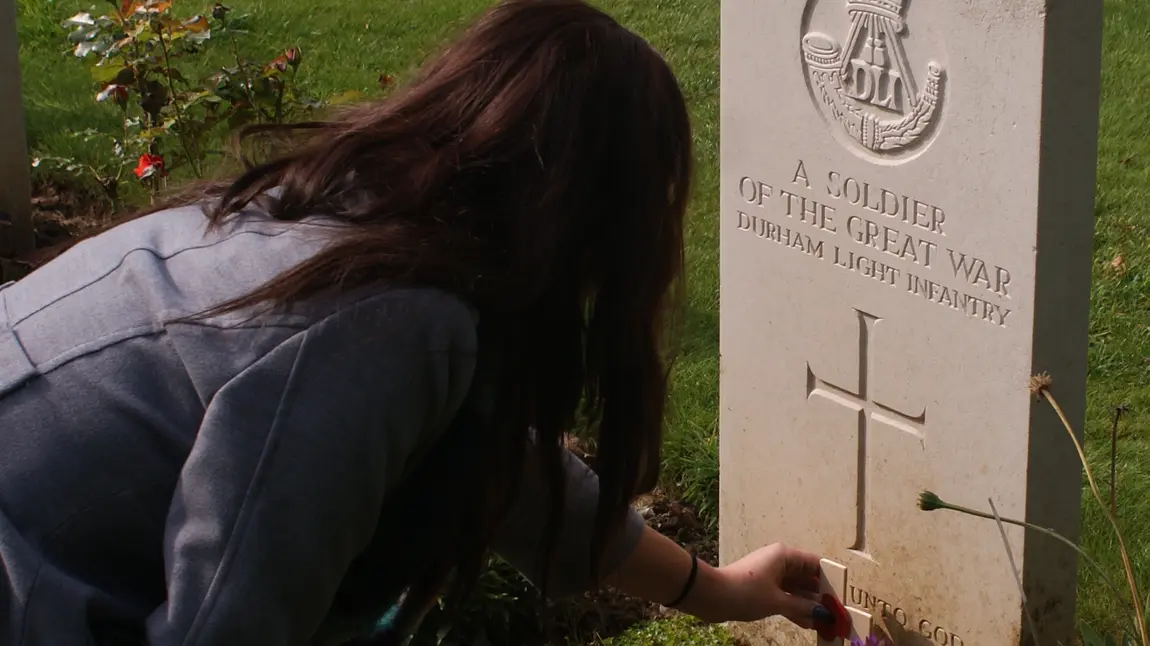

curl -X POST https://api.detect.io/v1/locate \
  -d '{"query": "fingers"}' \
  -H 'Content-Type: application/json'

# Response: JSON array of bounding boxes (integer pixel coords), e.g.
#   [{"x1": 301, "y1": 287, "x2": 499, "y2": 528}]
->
[
  {"x1": 773, "y1": 544, "x2": 829, "y2": 632},
  {"x1": 789, "y1": 589, "x2": 822, "y2": 603},
  {"x1": 781, "y1": 573, "x2": 820, "y2": 595},
  {"x1": 780, "y1": 544, "x2": 822, "y2": 581},
  {"x1": 772, "y1": 590, "x2": 820, "y2": 630}
]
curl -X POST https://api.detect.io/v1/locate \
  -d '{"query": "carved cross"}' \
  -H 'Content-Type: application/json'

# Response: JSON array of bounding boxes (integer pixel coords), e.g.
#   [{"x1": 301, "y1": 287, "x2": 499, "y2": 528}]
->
[{"x1": 806, "y1": 308, "x2": 927, "y2": 555}]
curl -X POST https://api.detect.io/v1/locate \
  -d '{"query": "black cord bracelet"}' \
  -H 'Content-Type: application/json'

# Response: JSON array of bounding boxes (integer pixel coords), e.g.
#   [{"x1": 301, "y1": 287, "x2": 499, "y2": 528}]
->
[{"x1": 666, "y1": 553, "x2": 699, "y2": 608}]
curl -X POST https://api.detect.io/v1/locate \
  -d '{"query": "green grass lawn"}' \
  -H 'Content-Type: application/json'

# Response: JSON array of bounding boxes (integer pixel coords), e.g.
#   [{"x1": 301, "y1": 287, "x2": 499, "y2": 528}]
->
[
  {"x1": 14, "y1": 0, "x2": 1150, "y2": 641},
  {"x1": 1079, "y1": 0, "x2": 1150, "y2": 637}
]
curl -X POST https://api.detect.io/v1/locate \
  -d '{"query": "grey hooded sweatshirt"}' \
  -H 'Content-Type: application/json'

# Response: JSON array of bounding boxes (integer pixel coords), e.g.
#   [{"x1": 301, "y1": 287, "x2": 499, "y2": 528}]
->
[{"x1": 0, "y1": 203, "x2": 644, "y2": 646}]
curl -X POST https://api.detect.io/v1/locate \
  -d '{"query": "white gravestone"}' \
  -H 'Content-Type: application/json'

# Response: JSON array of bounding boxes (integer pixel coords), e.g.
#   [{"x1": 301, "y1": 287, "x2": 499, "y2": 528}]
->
[
  {"x1": 719, "y1": 1, "x2": 1102, "y2": 645},
  {"x1": 1, "y1": 0, "x2": 33, "y2": 259}
]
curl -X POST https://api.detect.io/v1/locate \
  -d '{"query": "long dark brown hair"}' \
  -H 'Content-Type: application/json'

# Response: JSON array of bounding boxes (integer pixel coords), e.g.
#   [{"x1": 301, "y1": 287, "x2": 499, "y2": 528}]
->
[{"x1": 188, "y1": 0, "x2": 691, "y2": 638}]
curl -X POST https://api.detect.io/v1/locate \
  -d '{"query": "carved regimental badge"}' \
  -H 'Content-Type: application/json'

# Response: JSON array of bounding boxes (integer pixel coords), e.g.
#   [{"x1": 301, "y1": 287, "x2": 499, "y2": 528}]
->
[{"x1": 802, "y1": 0, "x2": 945, "y2": 159}]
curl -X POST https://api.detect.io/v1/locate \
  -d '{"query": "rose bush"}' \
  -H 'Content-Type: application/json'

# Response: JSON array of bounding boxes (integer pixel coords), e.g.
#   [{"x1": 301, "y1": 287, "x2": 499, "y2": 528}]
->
[{"x1": 34, "y1": 0, "x2": 334, "y2": 208}]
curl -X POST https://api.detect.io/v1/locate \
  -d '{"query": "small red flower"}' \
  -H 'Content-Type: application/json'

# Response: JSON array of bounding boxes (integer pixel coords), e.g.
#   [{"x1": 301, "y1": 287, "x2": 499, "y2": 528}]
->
[
  {"x1": 134, "y1": 154, "x2": 166, "y2": 179},
  {"x1": 267, "y1": 48, "x2": 301, "y2": 74},
  {"x1": 96, "y1": 84, "x2": 130, "y2": 107},
  {"x1": 816, "y1": 593, "x2": 851, "y2": 642}
]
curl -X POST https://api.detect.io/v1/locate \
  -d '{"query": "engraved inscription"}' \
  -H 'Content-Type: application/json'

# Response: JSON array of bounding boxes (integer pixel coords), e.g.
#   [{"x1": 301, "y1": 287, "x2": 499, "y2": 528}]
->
[
  {"x1": 806, "y1": 308, "x2": 926, "y2": 556},
  {"x1": 779, "y1": 190, "x2": 838, "y2": 233},
  {"x1": 737, "y1": 212, "x2": 826, "y2": 259},
  {"x1": 826, "y1": 169, "x2": 947, "y2": 235},
  {"x1": 738, "y1": 176, "x2": 773, "y2": 206},
  {"x1": 833, "y1": 247, "x2": 899, "y2": 286},
  {"x1": 917, "y1": 620, "x2": 966, "y2": 646},
  {"x1": 848, "y1": 585, "x2": 966, "y2": 646},
  {"x1": 849, "y1": 585, "x2": 905, "y2": 627},
  {"x1": 832, "y1": 565, "x2": 966, "y2": 646},
  {"x1": 845, "y1": 215, "x2": 936, "y2": 267},
  {"x1": 732, "y1": 160, "x2": 1016, "y2": 328},
  {"x1": 947, "y1": 249, "x2": 1012, "y2": 298},
  {"x1": 801, "y1": 0, "x2": 946, "y2": 158},
  {"x1": 906, "y1": 272, "x2": 1012, "y2": 326}
]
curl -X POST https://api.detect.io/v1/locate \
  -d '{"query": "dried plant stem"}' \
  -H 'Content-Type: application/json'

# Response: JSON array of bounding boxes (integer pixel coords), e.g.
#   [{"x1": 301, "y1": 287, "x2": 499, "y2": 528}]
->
[
  {"x1": 157, "y1": 25, "x2": 202, "y2": 178},
  {"x1": 930, "y1": 498, "x2": 1128, "y2": 619},
  {"x1": 1040, "y1": 386, "x2": 1147, "y2": 646},
  {"x1": 1110, "y1": 405, "x2": 1126, "y2": 516},
  {"x1": 989, "y1": 498, "x2": 1041, "y2": 646},
  {"x1": 226, "y1": 29, "x2": 258, "y2": 118}
]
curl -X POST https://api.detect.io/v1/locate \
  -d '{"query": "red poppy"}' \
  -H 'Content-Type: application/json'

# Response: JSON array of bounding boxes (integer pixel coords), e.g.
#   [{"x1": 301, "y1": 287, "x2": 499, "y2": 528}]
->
[
  {"x1": 816, "y1": 593, "x2": 851, "y2": 642},
  {"x1": 134, "y1": 154, "x2": 166, "y2": 179}
]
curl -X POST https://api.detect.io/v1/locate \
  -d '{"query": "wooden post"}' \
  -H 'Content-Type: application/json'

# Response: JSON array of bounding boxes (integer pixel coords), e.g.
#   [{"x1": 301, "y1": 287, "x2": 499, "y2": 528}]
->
[{"x1": 0, "y1": 0, "x2": 34, "y2": 260}]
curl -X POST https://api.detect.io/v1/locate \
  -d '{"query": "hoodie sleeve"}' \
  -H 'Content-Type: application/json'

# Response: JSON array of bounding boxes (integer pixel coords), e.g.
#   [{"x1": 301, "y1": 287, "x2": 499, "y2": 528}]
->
[{"x1": 490, "y1": 445, "x2": 647, "y2": 599}]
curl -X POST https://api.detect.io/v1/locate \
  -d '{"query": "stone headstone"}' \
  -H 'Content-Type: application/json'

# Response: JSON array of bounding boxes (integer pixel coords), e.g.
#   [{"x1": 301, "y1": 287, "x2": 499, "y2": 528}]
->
[
  {"x1": 719, "y1": 1, "x2": 1102, "y2": 645},
  {"x1": 0, "y1": 0, "x2": 33, "y2": 259}
]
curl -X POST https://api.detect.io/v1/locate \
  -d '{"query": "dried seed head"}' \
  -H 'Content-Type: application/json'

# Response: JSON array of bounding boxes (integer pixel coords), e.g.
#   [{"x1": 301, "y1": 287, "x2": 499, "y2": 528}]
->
[{"x1": 1028, "y1": 373, "x2": 1053, "y2": 399}]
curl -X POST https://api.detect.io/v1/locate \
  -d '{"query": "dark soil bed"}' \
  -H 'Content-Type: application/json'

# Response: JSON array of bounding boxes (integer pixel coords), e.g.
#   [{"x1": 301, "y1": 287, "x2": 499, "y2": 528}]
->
[
  {"x1": 546, "y1": 440, "x2": 719, "y2": 644},
  {"x1": 1, "y1": 177, "x2": 109, "y2": 282}
]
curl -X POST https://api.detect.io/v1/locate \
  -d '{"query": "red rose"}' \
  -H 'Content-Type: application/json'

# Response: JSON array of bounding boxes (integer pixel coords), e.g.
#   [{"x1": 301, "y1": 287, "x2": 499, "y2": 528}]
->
[
  {"x1": 96, "y1": 84, "x2": 130, "y2": 107},
  {"x1": 267, "y1": 48, "x2": 300, "y2": 74},
  {"x1": 134, "y1": 154, "x2": 166, "y2": 179}
]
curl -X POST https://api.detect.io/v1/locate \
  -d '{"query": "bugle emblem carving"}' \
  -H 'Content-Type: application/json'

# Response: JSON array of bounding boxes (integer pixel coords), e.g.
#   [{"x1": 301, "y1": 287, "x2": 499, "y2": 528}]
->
[{"x1": 802, "y1": 0, "x2": 945, "y2": 157}]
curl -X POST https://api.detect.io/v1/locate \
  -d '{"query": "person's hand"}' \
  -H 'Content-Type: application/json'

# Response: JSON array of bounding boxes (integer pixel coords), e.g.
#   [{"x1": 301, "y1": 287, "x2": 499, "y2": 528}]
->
[{"x1": 713, "y1": 543, "x2": 829, "y2": 629}]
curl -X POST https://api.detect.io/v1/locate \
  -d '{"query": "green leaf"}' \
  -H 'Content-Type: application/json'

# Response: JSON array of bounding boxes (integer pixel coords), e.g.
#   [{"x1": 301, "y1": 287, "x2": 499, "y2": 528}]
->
[
  {"x1": 90, "y1": 64, "x2": 127, "y2": 83},
  {"x1": 63, "y1": 12, "x2": 96, "y2": 27},
  {"x1": 182, "y1": 90, "x2": 222, "y2": 109},
  {"x1": 1080, "y1": 623, "x2": 1117, "y2": 646},
  {"x1": 1079, "y1": 625, "x2": 1099, "y2": 646},
  {"x1": 74, "y1": 41, "x2": 100, "y2": 58},
  {"x1": 68, "y1": 25, "x2": 103, "y2": 44},
  {"x1": 137, "y1": 126, "x2": 167, "y2": 141},
  {"x1": 187, "y1": 28, "x2": 211, "y2": 45}
]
